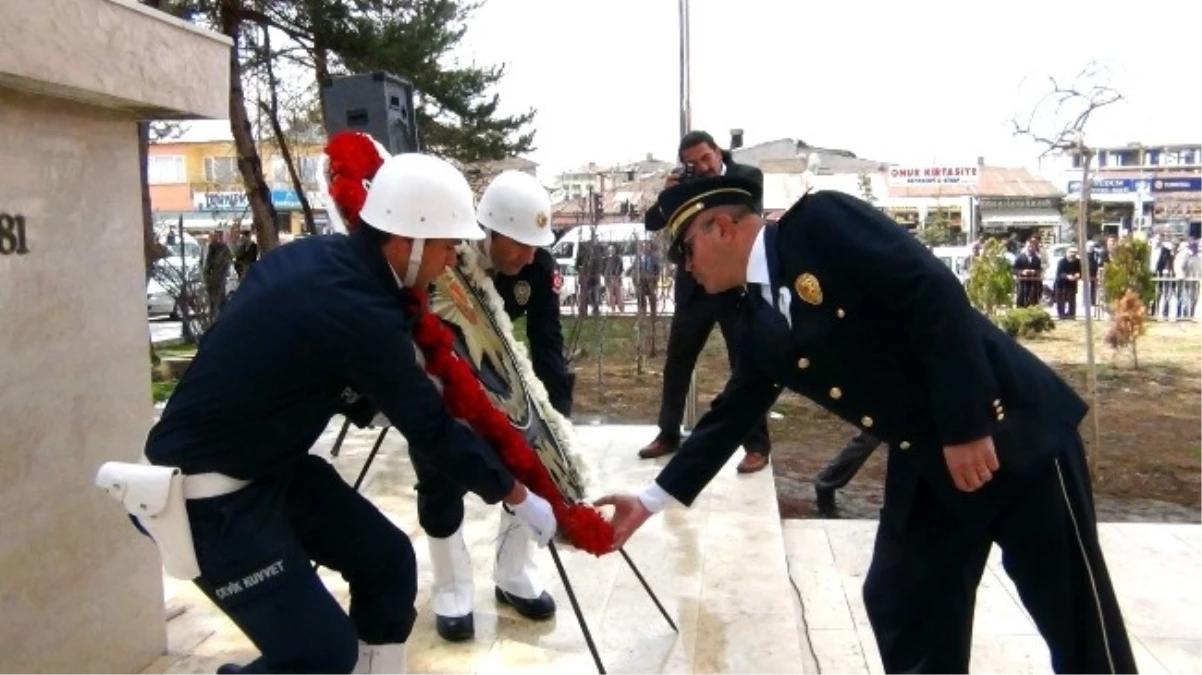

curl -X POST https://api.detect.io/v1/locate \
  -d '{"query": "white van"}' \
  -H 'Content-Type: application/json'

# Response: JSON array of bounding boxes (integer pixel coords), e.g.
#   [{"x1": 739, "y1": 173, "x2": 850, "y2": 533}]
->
[{"x1": 551, "y1": 222, "x2": 653, "y2": 304}]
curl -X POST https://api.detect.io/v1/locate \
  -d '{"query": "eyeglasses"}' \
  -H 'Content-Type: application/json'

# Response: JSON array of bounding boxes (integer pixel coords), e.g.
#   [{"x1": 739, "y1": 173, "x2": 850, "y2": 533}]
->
[{"x1": 676, "y1": 216, "x2": 713, "y2": 264}]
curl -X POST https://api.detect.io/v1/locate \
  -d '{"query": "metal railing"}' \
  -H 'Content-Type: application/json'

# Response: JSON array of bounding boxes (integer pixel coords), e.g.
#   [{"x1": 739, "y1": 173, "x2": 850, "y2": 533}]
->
[{"x1": 1008, "y1": 275, "x2": 1201, "y2": 321}]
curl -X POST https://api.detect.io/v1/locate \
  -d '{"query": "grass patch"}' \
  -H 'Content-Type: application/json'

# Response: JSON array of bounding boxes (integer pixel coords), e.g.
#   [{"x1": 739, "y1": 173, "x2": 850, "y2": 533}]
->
[
  {"x1": 156, "y1": 344, "x2": 198, "y2": 359},
  {"x1": 152, "y1": 379, "x2": 178, "y2": 403}
]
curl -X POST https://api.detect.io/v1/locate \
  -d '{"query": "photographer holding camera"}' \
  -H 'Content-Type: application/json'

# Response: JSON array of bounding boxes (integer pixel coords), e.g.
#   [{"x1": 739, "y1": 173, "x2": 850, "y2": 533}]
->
[{"x1": 636, "y1": 130, "x2": 772, "y2": 473}]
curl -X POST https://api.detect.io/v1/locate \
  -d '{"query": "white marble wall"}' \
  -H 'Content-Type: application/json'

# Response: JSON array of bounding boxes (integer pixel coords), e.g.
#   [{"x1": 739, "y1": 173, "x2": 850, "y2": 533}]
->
[
  {"x1": 0, "y1": 1, "x2": 229, "y2": 670},
  {"x1": 0, "y1": 86, "x2": 167, "y2": 674},
  {"x1": 0, "y1": 0, "x2": 229, "y2": 120}
]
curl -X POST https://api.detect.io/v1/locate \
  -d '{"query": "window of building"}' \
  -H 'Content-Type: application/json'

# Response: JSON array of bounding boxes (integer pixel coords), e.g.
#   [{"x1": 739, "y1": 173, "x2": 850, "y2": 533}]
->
[
  {"x1": 148, "y1": 155, "x2": 186, "y2": 184},
  {"x1": 204, "y1": 156, "x2": 239, "y2": 183},
  {"x1": 269, "y1": 155, "x2": 322, "y2": 184},
  {"x1": 1071, "y1": 154, "x2": 1082, "y2": 169}
]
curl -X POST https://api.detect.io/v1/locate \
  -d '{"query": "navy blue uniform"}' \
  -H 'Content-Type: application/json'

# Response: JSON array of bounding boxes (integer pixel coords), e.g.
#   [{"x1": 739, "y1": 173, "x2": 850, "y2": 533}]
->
[
  {"x1": 655, "y1": 191, "x2": 1135, "y2": 674},
  {"x1": 492, "y1": 248, "x2": 575, "y2": 417},
  {"x1": 411, "y1": 246, "x2": 576, "y2": 538},
  {"x1": 145, "y1": 229, "x2": 515, "y2": 673}
]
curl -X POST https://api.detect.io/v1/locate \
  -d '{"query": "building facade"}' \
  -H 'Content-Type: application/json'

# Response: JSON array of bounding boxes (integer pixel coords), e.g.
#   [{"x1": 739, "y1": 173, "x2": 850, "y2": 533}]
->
[
  {"x1": 148, "y1": 133, "x2": 332, "y2": 237},
  {"x1": 1038, "y1": 142, "x2": 1202, "y2": 237}
]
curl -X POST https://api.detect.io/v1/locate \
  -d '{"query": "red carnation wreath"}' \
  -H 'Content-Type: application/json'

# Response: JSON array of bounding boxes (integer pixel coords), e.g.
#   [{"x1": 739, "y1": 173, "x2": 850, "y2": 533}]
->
[
  {"x1": 323, "y1": 131, "x2": 616, "y2": 555},
  {"x1": 402, "y1": 289, "x2": 615, "y2": 556}
]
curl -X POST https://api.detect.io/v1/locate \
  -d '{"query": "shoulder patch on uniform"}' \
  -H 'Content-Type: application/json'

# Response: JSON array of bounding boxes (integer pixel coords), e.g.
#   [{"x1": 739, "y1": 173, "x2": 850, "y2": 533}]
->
[
  {"x1": 794, "y1": 272, "x2": 823, "y2": 305},
  {"x1": 514, "y1": 280, "x2": 532, "y2": 306},
  {"x1": 551, "y1": 267, "x2": 564, "y2": 295}
]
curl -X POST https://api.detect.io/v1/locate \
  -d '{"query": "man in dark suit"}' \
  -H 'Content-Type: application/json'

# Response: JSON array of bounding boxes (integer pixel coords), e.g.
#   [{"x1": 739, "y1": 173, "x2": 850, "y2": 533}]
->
[
  {"x1": 636, "y1": 130, "x2": 772, "y2": 474},
  {"x1": 598, "y1": 176, "x2": 1135, "y2": 674}
]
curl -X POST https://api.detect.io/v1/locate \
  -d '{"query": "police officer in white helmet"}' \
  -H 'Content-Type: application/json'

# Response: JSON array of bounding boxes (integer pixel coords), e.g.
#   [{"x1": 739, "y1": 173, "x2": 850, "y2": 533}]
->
[
  {"x1": 403, "y1": 170, "x2": 575, "y2": 642},
  {"x1": 113, "y1": 152, "x2": 556, "y2": 674}
]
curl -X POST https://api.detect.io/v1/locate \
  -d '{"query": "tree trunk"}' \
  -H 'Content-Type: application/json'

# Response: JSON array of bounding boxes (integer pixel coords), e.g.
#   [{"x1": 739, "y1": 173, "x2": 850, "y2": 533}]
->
[
  {"x1": 219, "y1": 0, "x2": 279, "y2": 253},
  {"x1": 314, "y1": 46, "x2": 330, "y2": 129},
  {"x1": 260, "y1": 26, "x2": 315, "y2": 234}
]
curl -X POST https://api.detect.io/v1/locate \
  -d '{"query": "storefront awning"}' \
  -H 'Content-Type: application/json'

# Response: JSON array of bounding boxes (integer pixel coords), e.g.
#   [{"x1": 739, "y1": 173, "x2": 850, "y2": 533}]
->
[{"x1": 980, "y1": 209, "x2": 1064, "y2": 229}]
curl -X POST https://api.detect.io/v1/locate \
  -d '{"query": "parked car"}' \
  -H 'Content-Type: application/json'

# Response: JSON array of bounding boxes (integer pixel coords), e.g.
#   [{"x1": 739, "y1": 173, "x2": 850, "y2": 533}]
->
[{"x1": 146, "y1": 254, "x2": 239, "y2": 318}]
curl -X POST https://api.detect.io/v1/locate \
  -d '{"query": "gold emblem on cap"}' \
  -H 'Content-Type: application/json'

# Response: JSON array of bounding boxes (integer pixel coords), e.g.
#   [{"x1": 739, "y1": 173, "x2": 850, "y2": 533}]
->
[
  {"x1": 794, "y1": 273, "x2": 823, "y2": 305},
  {"x1": 514, "y1": 280, "x2": 532, "y2": 306},
  {"x1": 535, "y1": 212, "x2": 548, "y2": 228}
]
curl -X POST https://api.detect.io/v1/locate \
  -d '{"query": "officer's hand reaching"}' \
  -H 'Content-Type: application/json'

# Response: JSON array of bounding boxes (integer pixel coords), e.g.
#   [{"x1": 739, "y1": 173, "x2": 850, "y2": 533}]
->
[
  {"x1": 506, "y1": 484, "x2": 557, "y2": 547},
  {"x1": 944, "y1": 436, "x2": 1000, "y2": 492}
]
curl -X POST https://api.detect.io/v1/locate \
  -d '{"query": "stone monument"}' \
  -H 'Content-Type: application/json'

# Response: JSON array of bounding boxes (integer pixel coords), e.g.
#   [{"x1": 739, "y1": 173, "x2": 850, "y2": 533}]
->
[{"x1": 0, "y1": 0, "x2": 229, "y2": 670}]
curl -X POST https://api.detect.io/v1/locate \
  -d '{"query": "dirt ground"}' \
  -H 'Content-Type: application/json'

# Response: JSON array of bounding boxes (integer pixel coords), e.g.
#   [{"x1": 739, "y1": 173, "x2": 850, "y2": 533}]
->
[{"x1": 526, "y1": 314, "x2": 1201, "y2": 523}]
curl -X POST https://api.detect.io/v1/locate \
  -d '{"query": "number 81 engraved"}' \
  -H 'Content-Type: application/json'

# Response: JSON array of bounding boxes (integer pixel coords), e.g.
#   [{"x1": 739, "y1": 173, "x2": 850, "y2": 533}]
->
[{"x1": 0, "y1": 213, "x2": 30, "y2": 255}]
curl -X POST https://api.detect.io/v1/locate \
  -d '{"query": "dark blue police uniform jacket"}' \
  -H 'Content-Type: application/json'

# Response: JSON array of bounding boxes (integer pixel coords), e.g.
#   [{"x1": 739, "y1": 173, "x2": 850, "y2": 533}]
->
[
  {"x1": 655, "y1": 191, "x2": 1088, "y2": 529},
  {"x1": 492, "y1": 248, "x2": 574, "y2": 416},
  {"x1": 144, "y1": 229, "x2": 514, "y2": 504}
]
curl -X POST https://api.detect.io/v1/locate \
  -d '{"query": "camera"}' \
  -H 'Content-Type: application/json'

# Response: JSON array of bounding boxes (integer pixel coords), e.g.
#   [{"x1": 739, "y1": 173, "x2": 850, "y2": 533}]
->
[{"x1": 680, "y1": 161, "x2": 697, "y2": 181}]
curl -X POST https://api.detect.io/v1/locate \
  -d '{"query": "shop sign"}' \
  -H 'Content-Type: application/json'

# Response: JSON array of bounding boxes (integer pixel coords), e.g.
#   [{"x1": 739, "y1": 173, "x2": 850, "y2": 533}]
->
[
  {"x1": 979, "y1": 197, "x2": 1060, "y2": 210},
  {"x1": 888, "y1": 165, "x2": 979, "y2": 186},
  {"x1": 194, "y1": 191, "x2": 249, "y2": 212}
]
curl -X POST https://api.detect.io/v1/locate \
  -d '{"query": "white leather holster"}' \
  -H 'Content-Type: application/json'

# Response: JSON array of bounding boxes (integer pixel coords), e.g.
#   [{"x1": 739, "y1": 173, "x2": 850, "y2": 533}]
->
[
  {"x1": 95, "y1": 461, "x2": 248, "y2": 580},
  {"x1": 428, "y1": 525, "x2": 475, "y2": 618},
  {"x1": 494, "y1": 508, "x2": 544, "y2": 600}
]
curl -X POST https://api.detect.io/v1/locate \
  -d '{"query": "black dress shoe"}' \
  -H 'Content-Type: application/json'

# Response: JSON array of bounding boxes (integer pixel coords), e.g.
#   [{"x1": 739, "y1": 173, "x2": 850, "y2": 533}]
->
[
  {"x1": 436, "y1": 613, "x2": 475, "y2": 642},
  {"x1": 815, "y1": 486, "x2": 837, "y2": 517},
  {"x1": 494, "y1": 587, "x2": 556, "y2": 620}
]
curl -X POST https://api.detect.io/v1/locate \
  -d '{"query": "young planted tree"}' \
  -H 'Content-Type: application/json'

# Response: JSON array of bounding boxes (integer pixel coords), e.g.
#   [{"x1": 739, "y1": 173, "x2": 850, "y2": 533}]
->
[
  {"x1": 1010, "y1": 60, "x2": 1124, "y2": 479},
  {"x1": 965, "y1": 239, "x2": 1015, "y2": 317},
  {"x1": 1100, "y1": 237, "x2": 1155, "y2": 307},
  {"x1": 917, "y1": 209, "x2": 959, "y2": 247},
  {"x1": 1105, "y1": 289, "x2": 1149, "y2": 369}
]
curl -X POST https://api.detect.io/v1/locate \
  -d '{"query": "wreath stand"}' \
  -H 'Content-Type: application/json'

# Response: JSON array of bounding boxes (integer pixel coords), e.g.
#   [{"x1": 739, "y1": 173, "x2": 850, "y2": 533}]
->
[{"x1": 322, "y1": 418, "x2": 678, "y2": 674}]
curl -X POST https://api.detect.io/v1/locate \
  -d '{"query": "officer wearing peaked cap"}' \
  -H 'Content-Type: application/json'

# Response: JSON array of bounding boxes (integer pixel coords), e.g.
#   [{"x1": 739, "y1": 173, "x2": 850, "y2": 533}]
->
[{"x1": 597, "y1": 175, "x2": 1136, "y2": 674}]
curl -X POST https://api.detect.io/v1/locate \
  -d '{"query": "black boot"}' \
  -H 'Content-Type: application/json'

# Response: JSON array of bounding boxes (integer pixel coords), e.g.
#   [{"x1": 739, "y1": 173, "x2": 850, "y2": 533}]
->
[{"x1": 495, "y1": 587, "x2": 556, "y2": 620}]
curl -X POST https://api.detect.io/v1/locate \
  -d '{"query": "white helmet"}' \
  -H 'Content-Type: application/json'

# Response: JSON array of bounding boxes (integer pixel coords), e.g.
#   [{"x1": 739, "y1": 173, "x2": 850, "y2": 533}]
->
[
  {"x1": 359, "y1": 153, "x2": 483, "y2": 286},
  {"x1": 360, "y1": 153, "x2": 482, "y2": 241},
  {"x1": 477, "y1": 170, "x2": 554, "y2": 247}
]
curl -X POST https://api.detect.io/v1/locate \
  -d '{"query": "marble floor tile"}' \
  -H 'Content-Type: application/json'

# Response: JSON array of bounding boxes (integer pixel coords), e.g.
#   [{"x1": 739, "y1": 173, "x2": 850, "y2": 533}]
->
[
  {"x1": 151, "y1": 423, "x2": 805, "y2": 674},
  {"x1": 785, "y1": 520, "x2": 1202, "y2": 675}
]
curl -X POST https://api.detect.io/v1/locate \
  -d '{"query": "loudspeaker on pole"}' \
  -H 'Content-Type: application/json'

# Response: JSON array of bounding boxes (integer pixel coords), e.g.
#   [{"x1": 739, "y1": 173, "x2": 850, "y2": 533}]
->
[{"x1": 321, "y1": 72, "x2": 420, "y2": 154}]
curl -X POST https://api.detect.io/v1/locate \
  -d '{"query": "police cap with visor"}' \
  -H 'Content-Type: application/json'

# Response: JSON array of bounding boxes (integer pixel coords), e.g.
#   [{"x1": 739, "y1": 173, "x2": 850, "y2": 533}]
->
[{"x1": 646, "y1": 174, "x2": 762, "y2": 265}]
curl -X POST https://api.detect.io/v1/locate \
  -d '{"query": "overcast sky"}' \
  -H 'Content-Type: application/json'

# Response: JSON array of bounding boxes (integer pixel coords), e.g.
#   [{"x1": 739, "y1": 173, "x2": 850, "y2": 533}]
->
[{"x1": 455, "y1": 0, "x2": 1202, "y2": 176}]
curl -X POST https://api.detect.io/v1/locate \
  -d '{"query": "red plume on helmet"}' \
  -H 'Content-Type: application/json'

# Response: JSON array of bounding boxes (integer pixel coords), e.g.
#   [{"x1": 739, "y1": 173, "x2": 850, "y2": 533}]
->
[{"x1": 323, "y1": 131, "x2": 388, "y2": 233}]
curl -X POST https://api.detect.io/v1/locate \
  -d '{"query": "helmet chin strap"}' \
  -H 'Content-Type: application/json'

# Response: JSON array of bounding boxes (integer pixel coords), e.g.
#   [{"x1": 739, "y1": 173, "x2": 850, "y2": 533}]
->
[
  {"x1": 475, "y1": 229, "x2": 495, "y2": 271},
  {"x1": 403, "y1": 238, "x2": 425, "y2": 287}
]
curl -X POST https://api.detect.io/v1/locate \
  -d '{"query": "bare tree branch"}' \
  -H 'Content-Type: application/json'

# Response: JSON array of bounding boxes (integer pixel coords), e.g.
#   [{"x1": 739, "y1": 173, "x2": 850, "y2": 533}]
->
[{"x1": 1010, "y1": 60, "x2": 1125, "y2": 155}]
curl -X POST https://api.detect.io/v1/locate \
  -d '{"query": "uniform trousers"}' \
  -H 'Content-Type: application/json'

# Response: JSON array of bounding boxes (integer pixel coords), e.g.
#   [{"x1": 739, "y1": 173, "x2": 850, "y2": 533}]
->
[
  {"x1": 409, "y1": 445, "x2": 472, "y2": 537},
  {"x1": 185, "y1": 455, "x2": 417, "y2": 673},
  {"x1": 863, "y1": 430, "x2": 1136, "y2": 674},
  {"x1": 658, "y1": 288, "x2": 771, "y2": 451},
  {"x1": 814, "y1": 431, "x2": 882, "y2": 492}
]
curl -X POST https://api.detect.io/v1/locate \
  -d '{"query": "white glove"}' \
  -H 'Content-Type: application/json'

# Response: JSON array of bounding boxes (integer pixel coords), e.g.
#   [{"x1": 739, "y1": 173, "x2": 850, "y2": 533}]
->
[{"x1": 509, "y1": 490, "x2": 557, "y2": 547}]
